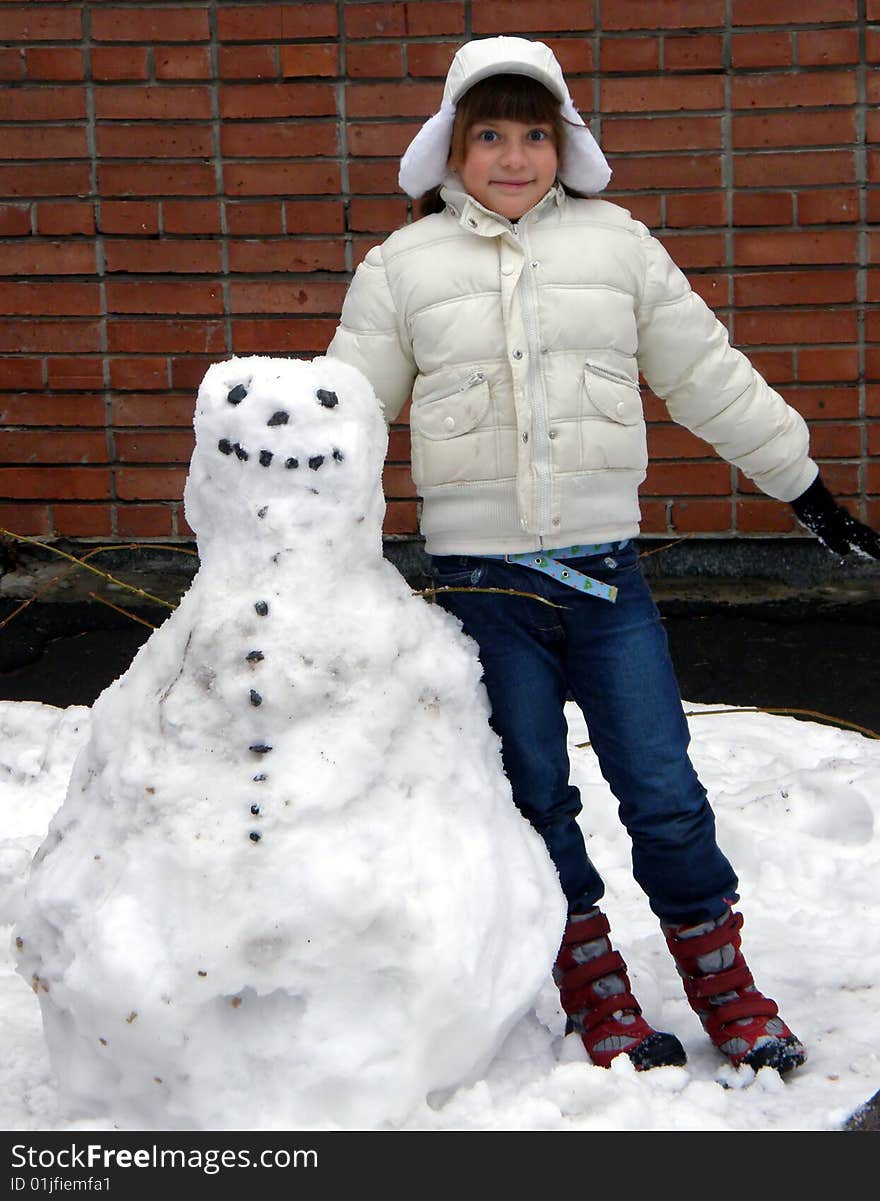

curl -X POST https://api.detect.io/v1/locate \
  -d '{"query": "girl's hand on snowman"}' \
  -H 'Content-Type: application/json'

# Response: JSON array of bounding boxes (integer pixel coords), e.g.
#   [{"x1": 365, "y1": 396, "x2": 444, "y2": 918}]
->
[{"x1": 790, "y1": 474, "x2": 880, "y2": 559}]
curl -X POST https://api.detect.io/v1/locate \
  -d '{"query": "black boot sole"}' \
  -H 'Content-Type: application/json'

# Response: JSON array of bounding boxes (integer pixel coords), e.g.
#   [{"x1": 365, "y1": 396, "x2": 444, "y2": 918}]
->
[
  {"x1": 740, "y1": 1035, "x2": 807, "y2": 1076},
  {"x1": 628, "y1": 1031, "x2": 688, "y2": 1071}
]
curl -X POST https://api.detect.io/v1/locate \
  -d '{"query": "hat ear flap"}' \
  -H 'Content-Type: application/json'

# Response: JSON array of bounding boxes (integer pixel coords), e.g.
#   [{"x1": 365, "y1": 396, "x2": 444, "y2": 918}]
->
[
  {"x1": 557, "y1": 97, "x2": 612, "y2": 194},
  {"x1": 398, "y1": 102, "x2": 457, "y2": 198}
]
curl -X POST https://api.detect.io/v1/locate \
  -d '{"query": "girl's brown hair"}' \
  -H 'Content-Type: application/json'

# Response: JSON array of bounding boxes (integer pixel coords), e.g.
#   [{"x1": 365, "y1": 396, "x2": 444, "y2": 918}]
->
[{"x1": 418, "y1": 73, "x2": 567, "y2": 217}]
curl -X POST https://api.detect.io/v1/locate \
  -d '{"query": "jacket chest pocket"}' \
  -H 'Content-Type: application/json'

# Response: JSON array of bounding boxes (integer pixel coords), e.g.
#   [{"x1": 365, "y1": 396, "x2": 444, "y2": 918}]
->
[
  {"x1": 582, "y1": 360, "x2": 642, "y2": 425},
  {"x1": 411, "y1": 374, "x2": 491, "y2": 440},
  {"x1": 410, "y1": 374, "x2": 495, "y2": 488}
]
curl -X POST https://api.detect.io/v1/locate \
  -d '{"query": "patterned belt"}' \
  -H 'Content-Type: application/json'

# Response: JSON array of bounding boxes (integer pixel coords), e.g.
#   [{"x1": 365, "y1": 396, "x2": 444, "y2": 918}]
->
[{"x1": 478, "y1": 541, "x2": 629, "y2": 603}]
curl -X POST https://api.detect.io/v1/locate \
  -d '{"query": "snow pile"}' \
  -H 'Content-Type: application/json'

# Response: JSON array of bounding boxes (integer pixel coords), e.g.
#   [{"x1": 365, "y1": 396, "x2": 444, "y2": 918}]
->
[{"x1": 13, "y1": 356, "x2": 564, "y2": 1131}]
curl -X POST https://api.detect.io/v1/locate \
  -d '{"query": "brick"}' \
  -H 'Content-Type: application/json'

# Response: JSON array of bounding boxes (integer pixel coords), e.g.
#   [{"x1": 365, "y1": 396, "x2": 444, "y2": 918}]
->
[
  {"x1": 404, "y1": 2, "x2": 465, "y2": 36},
  {"x1": 736, "y1": 500, "x2": 797, "y2": 534},
  {"x1": 0, "y1": 202, "x2": 30, "y2": 234},
  {"x1": 1, "y1": 358, "x2": 43, "y2": 389},
  {"x1": 90, "y1": 47, "x2": 149, "y2": 81},
  {"x1": 46, "y1": 358, "x2": 104, "y2": 389},
  {"x1": 217, "y1": 5, "x2": 338, "y2": 41},
  {"x1": 638, "y1": 500, "x2": 669, "y2": 533},
  {"x1": 732, "y1": 110, "x2": 855, "y2": 150},
  {"x1": 349, "y1": 197, "x2": 408, "y2": 232},
  {"x1": 154, "y1": 46, "x2": 212, "y2": 81},
  {"x1": 797, "y1": 348, "x2": 859, "y2": 383},
  {"x1": 733, "y1": 269, "x2": 856, "y2": 307},
  {"x1": 219, "y1": 83, "x2": 335, "y2": 119},
  {"x1": 220, "y1": 123, "x2": 338, "y2": 158},
  {"x1": 607, "y1": 154, "x2": 722, "y2": 193},
  {"x1": 732, "y1": 0, "x2": 857, "y2": 22},
  {"x1": 734, "y1": 310, "x2": 856, "y2": 345},
  {"x1": 94, "y1": 86, "x2": 212, "y2": 122},
  {"x1": 224, "y1": 162, "x2": 341, "y2": 196},
  {"x1": 600, "y1": 0, "x2": 723, "y2": 29},
  {"x1": 798, "y1": 190, "x2": 859, "y2": 224},
  {"x1": 732, "y1": 192, "x2": 794, "y2": 226},
  {"x1": 162, "y1": 200, "x2": 222, "y2": 234},
  {"x1": 231, "y1": 317, "x2": 337, "y2": 353},
  {"x1": 0, "y1": 48, "x2": 23, "y2": 81},
  {"x1": 109, "y1": 357, "x2": 170, "y2": 390},
  {"x1": 600, "y1": 76, "x2": 724, "y2": 114},
  {"x1": 279, "y1": 44, "x2": 340, "y2": 78},
  {"x1": 0, "y1": 126, "x2": 89, "y2": 159},
  {"x1": 602, "y1": 116, "x2": 721, "y2": 153},
  {"x1": 643, "y1": 462, "x2": 730, "y2": 495},
  {"x1": 96, "y1": 124, "x2": 214, "y2": 159},
  {"x1": 116, "y1": 467, "x2": 187, "y2": 501},
  {"x1": 382, "y1": 500, "x2": 418, "y2": 536},
  {"x1": 346, "y1": 83, "x2": 445, "y2": 119},
  {"x1": 798, "y1": 29, "x2": 859, "y2": 66},
  {"x1": 779, "y1": 386, "x2": 858, "y2": 418},
  {"x1": 349, "y1": 160, "x2": 399, "y2": 192},
  {"x1": 0, "y1": 281, "x2": 100, "y2": 315},
  {"x1": 229, "y1": 281, "x2": 347, "y2": 314},
  {"x1": 543, "y1": 37, "x2": 595, "y2": 75},
  {"x1": 664, "y1": 34, "x2": 723, "y2": 71},
  {"x1": 0, "y1": 86, "x2": 86, "y2": 121},
  {"x1": 106, "y1": 281, "x2": 223, "y2": 315},
  {"x1": 809, "y1": 423, "x2": 861, "y2": 458},
  {"x1": 0, "y1": 320, "x2": 101, "y2": 353},
  {"x1": 868, "y1": 387, "x2": 880, "y2": 417},
  {"x1": 670, "y1": 499, "x2": 733, "y2": 532},
  {"x1": 868, "y1": 28, "x2": 880, "y2": 64},
  {"x1": 99, "y1": 201, "x2": 160, "y2": 234},
  {"x1": 345, "y1": 3, "x2": 406, "y2": 38},
  {"x1": 91, "y1": 7, "x2": 209, "y2": 43},
  {"x1": 666, "y1": 192, "x2": 728, "y2": 227},
  {"x1": 0, "y1": 6, "x2": 82, "y2": 40},
  {"x1": 112, "y1": 394, "x2": 195, "y2": 426},
  {"x1": 0, "y1": 241, "x2": 96, "y2": 275},
  {"x1": 347, "y1": 123, "x2": 417, "y2": 156},
  {"x1": 734, "y1": 151, "x2": 854, "y2": 187},
  {"x1": 35, "y1": 201, "x2": 95, "y2": 235},
  {"x1": 98, "y1": 162, "x2": 217, "y2": 197},
  {"x1": 733, "y1": 72, "x2": 857, "y2": 111},
  {"x1": 53, "y1": 504, "x2": 112, "y2": 537},
  {"x1": 734, "y1": 230, "x2": 857, "y2": 266},
  {"x1": 218, "y1": 46, "x2": 277, "y2": 80},
  {"x1": 731, "y1": 32, "x2": 792, "y2": 69},
  {"x1": 0, "y1": 393, "x2": 104, "y2": 425},
  {"x1": 226, "y1": 201, "x2": 284, "y2": 235},
  {"x1": 0, "y1": 467, "x2": 109, "y2": 501},
  {"x1": 382, "y1": 465, "x2": 417, "y2": 498},
  {"x1": 171, "y1": 356, "x2": 219, "y2": 390},
  {"x1": 406, "y1": 42, "x2": 460, "y2": 78},
  {"x1": 227, "y1": 241, "x2": 346, "y2": 273},
  {"x1": 599, "y1": 37, "x2": 659, "y2": 73},
  {"x1": 387, "y1": 428, "x2": 411, "y2": 460},
  {"x1": 115, "y1": 431, "x2": 195, "y2": 463},
  {"x1": 0, "y1": 430, "x2": 108, "y2": 465},
  {"x1": 470, "y1": 0, "x2": 594, "y2": 31},
  {"x1": 0, "y1": 503, "x2": 49, "y2": 536},
  {"x1": 104, "y1": 240, "x2": 221, "y2": 274},
  {"x1": 116, "y1": 505, "x2": 174, "y2": 538},
  {"x1": 285, "y1": 199, "x2": 345, "y2": 234},
  {"x1": 348, "y1": 43, "x2": 404, "y2": 78},
  {"x1": 107, "y1": 321, "x2": 227, "y2": 355},
  {"x1": 648, "y1": 426, "x2": 713, "y2": 459},
  {"x1": 24, "y1": 47, "x2": 84, "y2": 80}
]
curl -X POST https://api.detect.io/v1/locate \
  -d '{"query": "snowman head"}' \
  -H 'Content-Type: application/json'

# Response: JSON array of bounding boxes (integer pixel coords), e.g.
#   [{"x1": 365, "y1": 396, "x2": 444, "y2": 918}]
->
[{"x1": 184, "y1": 356, "x2": 388, "y2": 557}]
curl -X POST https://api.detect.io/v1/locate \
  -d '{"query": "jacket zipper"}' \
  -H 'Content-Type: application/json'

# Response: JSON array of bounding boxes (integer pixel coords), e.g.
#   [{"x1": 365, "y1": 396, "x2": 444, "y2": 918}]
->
[
  {"x1": 515, "y1": 221, "x2": 552, "y2": 533},
  {"x1": 584, "y1": 359, "x2": 640, "y2": 389},
  {"x1": 459, "y1": 370, "x2": 486, "y2": 391}
]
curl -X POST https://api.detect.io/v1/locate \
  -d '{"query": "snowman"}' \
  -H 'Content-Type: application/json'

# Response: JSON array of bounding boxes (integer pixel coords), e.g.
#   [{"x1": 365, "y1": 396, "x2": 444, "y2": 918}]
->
[{"x1": 15, "y1": 355, "x2": 565, "y2": 1131}]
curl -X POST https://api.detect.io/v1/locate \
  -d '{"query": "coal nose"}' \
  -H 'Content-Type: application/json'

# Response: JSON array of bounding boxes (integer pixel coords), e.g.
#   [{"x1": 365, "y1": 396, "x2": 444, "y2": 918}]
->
[{"x1": 267, "y1": 410, "x2": 289, "y2": 426}]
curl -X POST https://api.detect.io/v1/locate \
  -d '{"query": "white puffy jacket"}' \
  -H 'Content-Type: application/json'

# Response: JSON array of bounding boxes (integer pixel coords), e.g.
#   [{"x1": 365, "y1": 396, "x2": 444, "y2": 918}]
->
[{"x1": 327, "y1": 180, "x2": 817, "y2": 554}]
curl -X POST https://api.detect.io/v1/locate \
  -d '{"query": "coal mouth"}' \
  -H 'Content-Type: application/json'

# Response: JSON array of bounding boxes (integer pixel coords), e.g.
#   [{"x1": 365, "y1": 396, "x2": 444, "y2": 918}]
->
[{"x1": 217, "y1": 439, "x2": 345, "y2": 471}]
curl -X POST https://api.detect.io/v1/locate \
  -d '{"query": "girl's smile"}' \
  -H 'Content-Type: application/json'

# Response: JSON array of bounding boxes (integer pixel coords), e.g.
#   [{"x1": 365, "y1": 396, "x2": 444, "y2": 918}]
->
[{"x1": 453, "y1": 119, "x2": 558, "y2": 220}]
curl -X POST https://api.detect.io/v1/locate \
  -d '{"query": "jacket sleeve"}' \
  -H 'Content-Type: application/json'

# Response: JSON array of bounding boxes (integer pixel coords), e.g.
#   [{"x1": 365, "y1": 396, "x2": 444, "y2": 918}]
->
[
  {"x1": 326, "y1": 245, "x2": 416, "y2": 425},
  {"x1": 633, "y1": 225, "x2": 817, "y2": 502}
]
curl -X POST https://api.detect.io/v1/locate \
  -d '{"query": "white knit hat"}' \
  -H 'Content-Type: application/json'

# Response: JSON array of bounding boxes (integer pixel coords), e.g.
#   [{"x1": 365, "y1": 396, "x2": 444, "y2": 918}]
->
[{"x1": 398, "y1": 36, "x2": 611, "y2": 198}]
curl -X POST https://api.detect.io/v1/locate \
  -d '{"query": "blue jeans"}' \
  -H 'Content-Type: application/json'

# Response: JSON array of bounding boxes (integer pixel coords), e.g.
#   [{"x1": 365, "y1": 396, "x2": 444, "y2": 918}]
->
[{"x1": 431, "y1": 543, "x2": 739, "y2": 924}]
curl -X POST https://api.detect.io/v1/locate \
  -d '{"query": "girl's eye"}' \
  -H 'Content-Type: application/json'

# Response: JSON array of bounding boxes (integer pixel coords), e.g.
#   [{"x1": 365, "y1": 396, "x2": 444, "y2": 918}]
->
[
  {"x1": 476, "y1": 129, "x2": 498, "y2": 142},
  {"x1": 528, "y1": 129, "x2": 549, "y2": 141}
]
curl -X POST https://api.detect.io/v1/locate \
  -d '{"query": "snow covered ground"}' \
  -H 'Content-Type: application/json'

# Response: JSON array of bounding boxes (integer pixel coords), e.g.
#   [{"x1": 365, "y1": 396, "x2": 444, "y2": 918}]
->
[{"x1": 1, "y1": 696, "x2": 877, "y2": 1132}]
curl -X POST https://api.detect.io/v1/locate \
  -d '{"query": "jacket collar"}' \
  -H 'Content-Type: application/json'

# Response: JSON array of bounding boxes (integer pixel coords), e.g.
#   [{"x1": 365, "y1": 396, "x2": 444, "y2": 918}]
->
[{"x1": 440, "y1": 175, "x2": 565, "y2": 235}]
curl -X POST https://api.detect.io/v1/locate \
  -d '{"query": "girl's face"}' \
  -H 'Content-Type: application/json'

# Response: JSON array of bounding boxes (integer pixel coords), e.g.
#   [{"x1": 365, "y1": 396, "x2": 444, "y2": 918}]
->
[{"x1": 453, "y1": 118, "x2": 558, "y2": 221}]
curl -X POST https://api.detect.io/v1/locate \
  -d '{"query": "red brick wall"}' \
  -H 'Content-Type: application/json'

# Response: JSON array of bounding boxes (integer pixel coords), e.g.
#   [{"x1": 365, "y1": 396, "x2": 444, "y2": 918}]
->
[{"x1": 1, "y1": 1, "x2": 878, "y2": 544}]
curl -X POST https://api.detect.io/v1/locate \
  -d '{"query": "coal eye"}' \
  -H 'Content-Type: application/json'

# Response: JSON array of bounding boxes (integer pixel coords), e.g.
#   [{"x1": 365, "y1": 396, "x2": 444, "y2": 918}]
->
[
  {"x1": 227, "y1": 384, "x2": 248, "y2": 405},
  {"x1": 316, "y1": 389, "x2": 338, "y2": 409}
]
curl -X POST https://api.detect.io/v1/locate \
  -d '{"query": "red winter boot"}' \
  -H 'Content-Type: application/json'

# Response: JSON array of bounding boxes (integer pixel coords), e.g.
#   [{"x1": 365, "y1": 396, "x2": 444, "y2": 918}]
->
[
  {"x1": 554, "y1": 908, "x2": 687, "y2": 1070},
  {"x1": 663, "y1": 908, "x2": 807, "y2": 1076}
]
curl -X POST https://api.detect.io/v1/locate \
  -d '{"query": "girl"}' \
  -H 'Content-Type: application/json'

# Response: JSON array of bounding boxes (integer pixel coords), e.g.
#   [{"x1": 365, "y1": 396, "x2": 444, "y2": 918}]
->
[{"x1": 328, "y1": 36, "x2": 880, "y2": 1075}]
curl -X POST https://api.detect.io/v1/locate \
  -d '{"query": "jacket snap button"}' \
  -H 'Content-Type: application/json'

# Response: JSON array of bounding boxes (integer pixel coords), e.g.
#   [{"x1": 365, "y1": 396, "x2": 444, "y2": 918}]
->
[
  {"x1": 522, "y1": 432, "x2": 529, "y2": 443},
  {"x1": 444, "y1": 416, "x2": 455, "y2": 430},
  {"x1": 468, "y1": 218, "x2": 477, "y2": 228},
  {"x1": 512, "y1": 349, "x2": 523, "y2": 360},
  {"x1": 531, "y1": 260, "x2": 539, "y2": 268},
  {"x1": 552, "y1": 516, "x2": 561, "y2": 526},
  {"x1": 502, "y1": 264, "x2": 515, "y2": 275},
  {"x1": 548, "y1": 429, "x2": 557, "y2": 439},
  {"x1": 616, "y1": 401, "x2": 626, "y2": 415}
]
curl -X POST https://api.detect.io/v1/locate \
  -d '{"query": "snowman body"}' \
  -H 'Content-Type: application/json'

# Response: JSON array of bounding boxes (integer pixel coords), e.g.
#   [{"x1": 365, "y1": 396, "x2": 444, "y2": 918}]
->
[{"x1": 16, "y1": 356, "x2": 565, "y2": 1130}]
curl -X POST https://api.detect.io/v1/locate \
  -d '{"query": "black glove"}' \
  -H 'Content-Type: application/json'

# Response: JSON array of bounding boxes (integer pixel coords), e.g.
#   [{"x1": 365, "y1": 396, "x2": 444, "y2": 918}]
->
[{"x1": 790, "y1": 474, "x2": 880, "y2": 559}]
